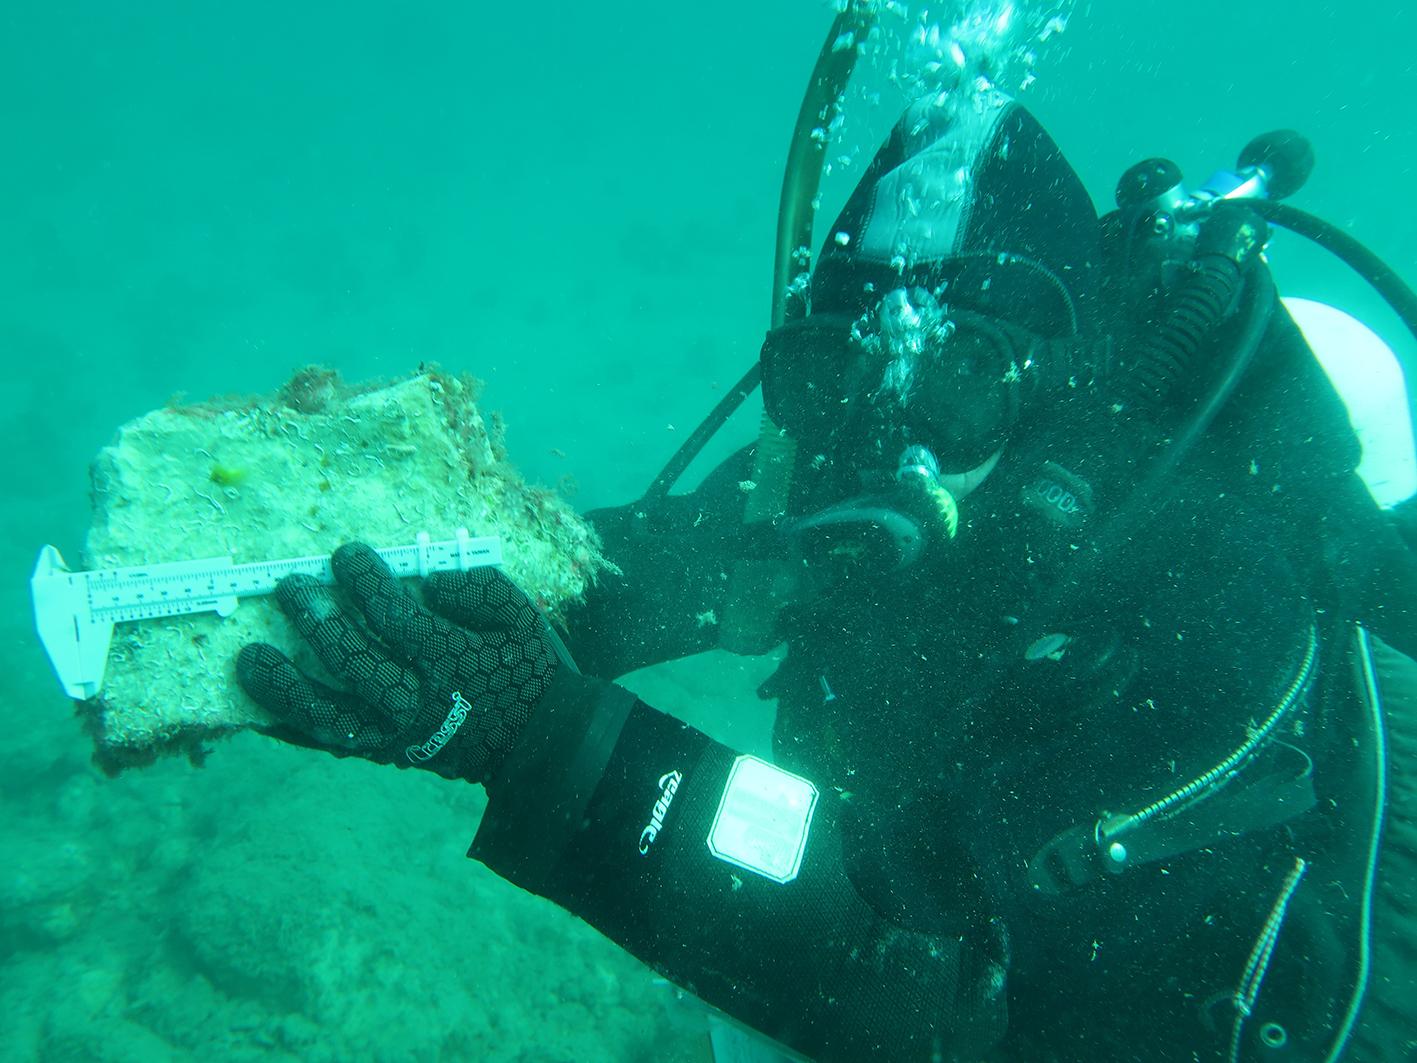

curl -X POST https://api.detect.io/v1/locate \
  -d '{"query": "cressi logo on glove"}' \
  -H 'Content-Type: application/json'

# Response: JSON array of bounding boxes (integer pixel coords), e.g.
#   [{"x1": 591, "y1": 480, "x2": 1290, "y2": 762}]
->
[{"x1": 406, "y1": 690, "x2": 475, "y2": 763}]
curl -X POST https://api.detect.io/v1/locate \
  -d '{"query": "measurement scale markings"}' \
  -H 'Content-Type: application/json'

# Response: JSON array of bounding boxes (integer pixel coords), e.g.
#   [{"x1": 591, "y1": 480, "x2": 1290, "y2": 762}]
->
[{"x1": 34, "y1": 531, "x2": 502, "y2": 700}]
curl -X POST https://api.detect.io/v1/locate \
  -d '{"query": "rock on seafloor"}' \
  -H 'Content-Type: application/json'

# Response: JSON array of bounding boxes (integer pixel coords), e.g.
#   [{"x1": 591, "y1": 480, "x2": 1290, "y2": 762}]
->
[{"x1": 81, "y1": 366, "x2": 606, "y2": 770}]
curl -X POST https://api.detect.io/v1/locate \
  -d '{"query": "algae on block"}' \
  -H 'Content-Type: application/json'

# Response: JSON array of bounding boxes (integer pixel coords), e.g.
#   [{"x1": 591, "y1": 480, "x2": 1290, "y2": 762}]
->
[{"x1": 82, "y1": 367, "x2": 604, "y2": 769}]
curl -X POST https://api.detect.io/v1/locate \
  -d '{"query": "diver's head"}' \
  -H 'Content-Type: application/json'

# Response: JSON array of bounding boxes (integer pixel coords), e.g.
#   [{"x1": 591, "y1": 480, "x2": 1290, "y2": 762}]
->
[
  {"x1": 767, "y1": 94, "x2": 1101, "y2": 589},
  {"x1": 762, "y1": 93, "x2": 1101, "y2": 477}
]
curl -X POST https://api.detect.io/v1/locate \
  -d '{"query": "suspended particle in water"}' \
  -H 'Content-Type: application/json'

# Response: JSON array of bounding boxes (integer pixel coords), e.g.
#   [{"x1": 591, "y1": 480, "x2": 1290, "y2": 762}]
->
[{"x1": 1040, "y1": 14, "x2": 1068, "y2": 40}]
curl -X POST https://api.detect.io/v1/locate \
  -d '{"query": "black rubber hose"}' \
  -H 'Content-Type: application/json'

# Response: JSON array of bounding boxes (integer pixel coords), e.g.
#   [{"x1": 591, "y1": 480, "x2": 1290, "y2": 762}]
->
[
  {"x1": 639, "y1": 360, "x2": 761, "y2": 504},
  {"x1": 1057, "y1": 268, "x2": 1276, "y2": 612},
  {"x1": 1112, "y1": 266, "x2": 1276, "y2": 540},
  {"x1": 1238, "y1": 199, "x2": 1417, "y2": 350},
  {"x1": 1126, "y1": 205, "x2": 1267, "y2": 409},
  {"x1": 1127, "y1": 256, "x2": 1242, "y2": 405}
]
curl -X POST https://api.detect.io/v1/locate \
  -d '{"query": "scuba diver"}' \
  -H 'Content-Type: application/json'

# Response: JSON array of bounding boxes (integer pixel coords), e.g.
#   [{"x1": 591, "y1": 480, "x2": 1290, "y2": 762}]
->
[{"x1": 232, "y1": 19, "x2": 1417, "y2": 1063}]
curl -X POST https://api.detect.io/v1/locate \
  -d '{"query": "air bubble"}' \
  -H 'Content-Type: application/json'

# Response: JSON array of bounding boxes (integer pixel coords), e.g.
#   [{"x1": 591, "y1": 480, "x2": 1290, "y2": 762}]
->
[{"x1": 824, "y1": 0, "x2": 1073, "y2": 200}]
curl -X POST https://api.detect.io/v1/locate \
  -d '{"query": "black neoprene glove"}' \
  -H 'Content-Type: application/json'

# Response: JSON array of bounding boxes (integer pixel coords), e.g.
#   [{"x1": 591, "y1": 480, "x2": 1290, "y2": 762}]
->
[{"x1": 236, "y1": 541, "x2": 560, "y2": 783}]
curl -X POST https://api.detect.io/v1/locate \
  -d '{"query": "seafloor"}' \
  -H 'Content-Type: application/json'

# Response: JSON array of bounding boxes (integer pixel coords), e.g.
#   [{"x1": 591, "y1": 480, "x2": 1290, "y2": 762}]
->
[{"x1": 2, "y1": 640, "x2": 778, "y2": 1062}]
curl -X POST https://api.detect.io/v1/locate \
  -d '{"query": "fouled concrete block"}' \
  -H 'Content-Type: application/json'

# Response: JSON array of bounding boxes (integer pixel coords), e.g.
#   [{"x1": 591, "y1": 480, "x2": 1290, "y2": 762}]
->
[{"x1": 81, "y1": 367, "x2": 604, "y2": 769}]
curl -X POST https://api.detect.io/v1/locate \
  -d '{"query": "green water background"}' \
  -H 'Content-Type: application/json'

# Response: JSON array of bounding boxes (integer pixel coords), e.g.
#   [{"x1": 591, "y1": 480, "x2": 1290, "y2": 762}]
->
[{"x1": 1, "y1": 2, "x2": 1413, "y2": 1060}]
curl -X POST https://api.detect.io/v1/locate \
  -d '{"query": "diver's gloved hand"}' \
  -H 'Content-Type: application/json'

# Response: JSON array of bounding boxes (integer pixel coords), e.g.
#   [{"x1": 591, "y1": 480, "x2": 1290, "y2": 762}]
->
[{"x1": 236, "y1": 542, "x2": 559, "y2": 783}]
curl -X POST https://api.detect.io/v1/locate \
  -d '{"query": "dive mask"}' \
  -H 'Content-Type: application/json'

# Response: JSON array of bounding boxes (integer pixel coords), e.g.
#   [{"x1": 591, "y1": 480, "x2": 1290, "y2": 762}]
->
[{"x1": 761, "y1": 287, "x2": 1040, "y2": 468}]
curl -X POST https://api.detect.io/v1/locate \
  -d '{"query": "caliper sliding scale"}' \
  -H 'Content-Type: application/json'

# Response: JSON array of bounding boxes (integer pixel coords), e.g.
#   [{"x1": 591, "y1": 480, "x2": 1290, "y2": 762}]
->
[{"x1": 31, "y1": 529, "x2": 502, "y2": 701}]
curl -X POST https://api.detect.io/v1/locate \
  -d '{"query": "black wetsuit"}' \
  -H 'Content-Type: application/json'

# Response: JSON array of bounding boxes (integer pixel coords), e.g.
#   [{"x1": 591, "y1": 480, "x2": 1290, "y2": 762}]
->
[{"x1": 468, "y1": 294, "x2": 1417, "y2": 1061}]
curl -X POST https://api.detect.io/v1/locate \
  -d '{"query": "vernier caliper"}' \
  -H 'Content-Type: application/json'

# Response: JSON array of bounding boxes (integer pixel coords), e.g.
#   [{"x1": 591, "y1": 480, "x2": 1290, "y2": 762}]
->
[{"x1": 31, "y1": 529, "x2": 502, "y2": 701}]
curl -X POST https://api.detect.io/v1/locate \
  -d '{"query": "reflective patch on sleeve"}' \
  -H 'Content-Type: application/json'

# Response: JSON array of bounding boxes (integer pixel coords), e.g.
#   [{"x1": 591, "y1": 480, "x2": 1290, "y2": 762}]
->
[{"x1": 707, "y1": 755, "x2": 819, "y2": 884}]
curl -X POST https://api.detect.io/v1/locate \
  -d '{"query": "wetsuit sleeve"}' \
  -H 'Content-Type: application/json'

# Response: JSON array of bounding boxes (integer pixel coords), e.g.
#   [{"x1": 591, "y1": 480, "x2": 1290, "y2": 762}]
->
[
  {"x1": 562, "y1": 445, "x2": 775, "y2": 679},
  {"x1": 469, "y1": 671, "x2": 1006, "y2": 1062}
]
